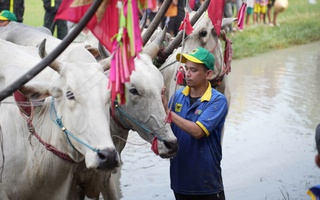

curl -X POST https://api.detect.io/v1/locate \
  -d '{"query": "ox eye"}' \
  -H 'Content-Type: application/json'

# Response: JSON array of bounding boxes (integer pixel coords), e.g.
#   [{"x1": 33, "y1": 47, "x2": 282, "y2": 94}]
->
[
  {"x1": 66, "y1": 90, "x2": 75, "y2": 100},
  {"x1": 199, "y1": 30, "x2": 207, "y2": 37},
  {"x1": 129, "y1": 88, "x2": 139, "y2": 95}
]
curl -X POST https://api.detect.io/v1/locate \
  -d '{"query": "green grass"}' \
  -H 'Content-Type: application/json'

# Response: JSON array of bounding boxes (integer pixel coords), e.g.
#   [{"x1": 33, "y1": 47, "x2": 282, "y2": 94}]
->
[
  {"x1": 24, "y1": 1, "x2": 44, "y2": 27},
  {"x1": 23, "y1": 0, "x2": 320, "y2": 60},
  {"x1": 229, "y1": 0, "x2": 320, "y2": 59}
]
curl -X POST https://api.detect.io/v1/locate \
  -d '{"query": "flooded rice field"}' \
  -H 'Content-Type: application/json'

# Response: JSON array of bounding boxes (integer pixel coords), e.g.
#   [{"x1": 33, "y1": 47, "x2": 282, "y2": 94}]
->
[{"x1": 115, "y1": 41, "x2": 320, "y2": 200}]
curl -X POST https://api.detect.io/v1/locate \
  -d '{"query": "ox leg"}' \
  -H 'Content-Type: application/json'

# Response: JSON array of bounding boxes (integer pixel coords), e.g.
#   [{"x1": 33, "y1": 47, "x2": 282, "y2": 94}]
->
[
  {"x1": 101, "y1": 173, "x2": 118, "y2": 200},
  {"x1": 0, "y1": 127, "x2": 8, "y2": 200}
]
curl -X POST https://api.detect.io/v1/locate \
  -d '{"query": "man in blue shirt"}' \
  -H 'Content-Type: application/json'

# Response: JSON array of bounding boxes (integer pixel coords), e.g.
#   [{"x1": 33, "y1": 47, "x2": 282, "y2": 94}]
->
[{"x1": 162, "y1": 47, "x2": 228, "y2": 200}]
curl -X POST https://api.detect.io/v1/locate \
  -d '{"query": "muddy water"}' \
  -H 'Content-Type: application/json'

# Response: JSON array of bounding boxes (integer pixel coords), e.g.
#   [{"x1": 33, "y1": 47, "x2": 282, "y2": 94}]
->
[{"x1": 116, "y1": 41, "x2": 320, "y2": 200}]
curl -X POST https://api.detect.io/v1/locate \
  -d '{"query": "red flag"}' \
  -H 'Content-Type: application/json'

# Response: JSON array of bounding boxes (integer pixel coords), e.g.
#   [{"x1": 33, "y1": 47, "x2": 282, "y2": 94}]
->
[
  {"x1": 178, "y1": 12, "x2": 194, "y2": 35},
  {"x1": 189, "y1": 0, "x2": 196, "y2": 10},
  {"x1": 148, "y1": 0, "x2": 157, "y2": 10},
  {"x1": 207, "y1": 0, "x2": 225, "y2": 36},
  {"x1": 237, "y1": 2, "x2": 247, "y2": 30},
  {"x1": 55, "y1": 0, "x2": 119, "y2": 52},
  {"x1": 223, "y1": 38, "x2": 233, "y2": 75}
]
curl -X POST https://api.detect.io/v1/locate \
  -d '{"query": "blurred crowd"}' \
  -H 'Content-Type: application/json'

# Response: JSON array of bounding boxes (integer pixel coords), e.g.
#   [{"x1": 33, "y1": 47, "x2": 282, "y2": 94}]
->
[
  {"x1": 0, "y1": 0, "x2": 312, "y2": 40},
  {"x1": 0, "y1": 0, "x2": 68, "y2": 39}
]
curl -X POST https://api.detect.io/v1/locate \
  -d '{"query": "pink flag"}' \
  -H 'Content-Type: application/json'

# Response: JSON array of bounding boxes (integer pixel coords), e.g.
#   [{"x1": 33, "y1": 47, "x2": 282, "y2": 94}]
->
[
  {"x1": 237, "y1": 2, "x2": 247, "y2": 30},
  {"x1": 208, "y1": 0, "x2": 225, "y2": 36}
]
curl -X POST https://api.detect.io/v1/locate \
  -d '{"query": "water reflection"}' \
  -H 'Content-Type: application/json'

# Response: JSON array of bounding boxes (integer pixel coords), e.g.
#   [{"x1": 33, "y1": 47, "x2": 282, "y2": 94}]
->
[
  {"x1": 223, "y1": 41, "x2": 320, "y2": 199},
  {"x1": 117, "y1": 42, "x2": 320, "y2": 200}
]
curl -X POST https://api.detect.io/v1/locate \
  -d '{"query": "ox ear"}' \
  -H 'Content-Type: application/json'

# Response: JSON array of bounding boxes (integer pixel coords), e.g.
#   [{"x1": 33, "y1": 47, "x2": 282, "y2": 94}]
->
[
  {"x1": 221, "y1": 18, "x2": 237, "y2": 30},
  {"x1": 222, "y1": 18, "x2": 238, "y2": 26},
  {"x1": 19, "y1": 81, "x2": 52, "y2": 101},
  {"x1": 38, "y1": 39, "x2": 62, "y2": 73}
]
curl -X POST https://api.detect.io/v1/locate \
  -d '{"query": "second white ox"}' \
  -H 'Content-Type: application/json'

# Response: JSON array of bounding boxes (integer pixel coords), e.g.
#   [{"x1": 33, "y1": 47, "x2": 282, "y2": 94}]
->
[
  {"x1": 159, "y1": 13, "x2": 236, "y2": 108},
  {"x1": 0, "y1": 39, "x2": 120, "y2": 199}
]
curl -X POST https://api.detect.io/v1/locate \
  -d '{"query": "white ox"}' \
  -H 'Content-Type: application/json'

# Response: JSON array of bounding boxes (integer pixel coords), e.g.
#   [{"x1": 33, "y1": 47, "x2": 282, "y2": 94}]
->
[
  {"x1": 0, "y1": 22, "x2": 178, "y2": 199},
  {"x1": 0, "y1": 39, "x2": 120, "y2": 199},
  {"x1": 69, "y1": 26, "x2": 179, "y2": 200},
  {"x1": 159, "y1": 13, "x2": 236, "y2": 108}
]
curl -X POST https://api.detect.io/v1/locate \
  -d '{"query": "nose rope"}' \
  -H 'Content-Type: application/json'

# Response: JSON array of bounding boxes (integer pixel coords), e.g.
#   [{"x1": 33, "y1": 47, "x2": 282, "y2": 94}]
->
[
  {"x1": 112, "y1": 134, "x2": 150, "y2": 146},
  {"x1": 49, "y1": 98, "x2": 99, "y2": 153},
  {"x1": 113, "y1": 103, "x2": 165, "y2": 142}
]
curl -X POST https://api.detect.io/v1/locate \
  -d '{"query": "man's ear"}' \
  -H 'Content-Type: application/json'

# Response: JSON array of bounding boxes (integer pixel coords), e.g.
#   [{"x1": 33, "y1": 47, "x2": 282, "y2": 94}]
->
[{"x1": 206, "y1": 69, "x2": 214, "y2": 79}]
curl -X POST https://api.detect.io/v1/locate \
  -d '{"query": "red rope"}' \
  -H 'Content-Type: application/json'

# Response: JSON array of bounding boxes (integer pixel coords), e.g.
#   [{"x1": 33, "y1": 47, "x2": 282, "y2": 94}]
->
[
  {"x1": 14, "y1": 91, "x2": 76, "y2": 163},
  {"x1": 27, "y1": 120, "x2": 76, "y2": 163},
  {"x1": 209, "y1": 36, "x2": 233, "y2": 87}
]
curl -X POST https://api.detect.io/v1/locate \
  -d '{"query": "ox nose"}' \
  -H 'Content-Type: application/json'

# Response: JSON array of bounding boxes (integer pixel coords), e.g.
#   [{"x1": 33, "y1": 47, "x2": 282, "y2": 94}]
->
[
  {"x1": 164, "y1": 140, "x2": 179, "y2": 154},
  {"x1": 97, "y1": 148, "x2": 120, "y2": 170}
]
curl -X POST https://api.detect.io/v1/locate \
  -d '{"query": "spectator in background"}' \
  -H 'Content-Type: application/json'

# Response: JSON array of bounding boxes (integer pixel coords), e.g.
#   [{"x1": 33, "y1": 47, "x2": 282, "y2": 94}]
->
[
  {"x1": 267, "y1": 0, "x2": 279, "y2": 26},
  {"x1": 192, "y1": 0, "x2": 204, "y2": 11},
  {"x1": 0, "y1": 10, "x2": 17, "y2": 27},
  {"x1": 224, "y1": 0, "x2": 233, "y2": 32},
  {"x1": 159, "y1": 0, "x2": 178, "y2": 37},
  {"x1": 0, "y1": 0, "x2": 24, "y2": 22},
  {"x1": 245, "y1": 0, "x2": 255, "y2": 26},
  {"x1": 233, "y1": 0, "x2": 243, "y2": 31},
  {"x1": 253, "y1": 0, "x2": 267, "y2": 25},
  {"x1": 43, "y1": 0, "x2": 67, "y2": 40},
  {"x1": 145, "y1": 7, "x2": 158, "y2": 28},
  {"x1": 167, "y1": 0, "x2": 185, "y2": 37}
]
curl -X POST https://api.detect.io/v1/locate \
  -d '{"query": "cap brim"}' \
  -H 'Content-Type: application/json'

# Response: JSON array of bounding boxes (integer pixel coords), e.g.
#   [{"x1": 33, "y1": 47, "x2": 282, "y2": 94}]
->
[
  {"x1": 0, "y1": 16, "x2": 8, "y2": 21},
  {"x1": 176, "y1": 53, "x2": 204, "y2": 64}
]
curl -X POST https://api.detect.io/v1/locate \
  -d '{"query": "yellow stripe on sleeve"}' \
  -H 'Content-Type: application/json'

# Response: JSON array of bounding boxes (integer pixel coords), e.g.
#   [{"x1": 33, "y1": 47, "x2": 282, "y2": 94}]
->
[{"x1": 196, "y1": 121, "x2": 209, "y2": 136}]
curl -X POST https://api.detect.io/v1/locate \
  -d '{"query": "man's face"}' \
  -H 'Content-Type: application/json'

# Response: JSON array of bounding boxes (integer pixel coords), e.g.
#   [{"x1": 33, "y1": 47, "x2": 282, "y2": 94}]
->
[
  {"x1": 184, "y1": 60, "x2": 211, "y2": 88},
  {"x1": 0, "y1": 20, "x2": 9, "y2": 27}
]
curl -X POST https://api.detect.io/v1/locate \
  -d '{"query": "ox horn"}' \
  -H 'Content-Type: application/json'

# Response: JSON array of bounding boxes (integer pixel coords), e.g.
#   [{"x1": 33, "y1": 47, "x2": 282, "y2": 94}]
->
[
  {"x1": 142, "y1": 0, "x2": 173, "y2": 46},
  {"x1": 97, "y1": 43, "x2": 112, "y2": 71},
  {"x1": 99, "y1": 56, "x2": 112, "y2": 72},
  {"x1": 142, "y1": 26, "x2": 167, "y2": 60},
  {"x1": 98, "y1": 43, "x2": 111, "y2": 59},
  {"x1": 154, "y1": 0, "x2": 211, "y2": 68},
  {"x1": 140, "y1": 11, "x2": 148, "y2": 31},
  {"x1": 38, "y1": 39, "x2": 61, "y2": 72}
]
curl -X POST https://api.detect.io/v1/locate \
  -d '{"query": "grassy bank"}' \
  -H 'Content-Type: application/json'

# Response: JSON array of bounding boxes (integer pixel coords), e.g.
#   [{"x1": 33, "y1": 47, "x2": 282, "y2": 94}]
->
[
  {"x1": 23, "y1": 0, "x2": 320, "y2": 60},
  {"x1": 24, "y1": 1, "x2": 44, "y2": 27},
  {"x1": 229, "y1": 0, "x2": 320, "y2": 59}
]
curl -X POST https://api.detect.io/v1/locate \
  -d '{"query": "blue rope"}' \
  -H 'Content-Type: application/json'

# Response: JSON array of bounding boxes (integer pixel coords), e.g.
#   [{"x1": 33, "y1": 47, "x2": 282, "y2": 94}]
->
[
  {"x1": 115, "y1": 103, "x2": 164, "y2": 142},
  {"x1": 49, "y1": 98, "x2": 99, "y2": 153}
]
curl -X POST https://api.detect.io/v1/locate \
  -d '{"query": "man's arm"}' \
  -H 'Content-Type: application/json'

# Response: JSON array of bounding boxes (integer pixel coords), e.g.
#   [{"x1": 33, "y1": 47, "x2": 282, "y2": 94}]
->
[{"x1": 161, "y1": 86, "x2": 205, "y2": 139}]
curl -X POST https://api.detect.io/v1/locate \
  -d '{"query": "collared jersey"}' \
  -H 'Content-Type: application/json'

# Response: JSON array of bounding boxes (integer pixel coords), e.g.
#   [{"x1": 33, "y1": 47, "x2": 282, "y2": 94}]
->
[{"x1": 169, "y1": 82, "x2": 228, "y2": 195}]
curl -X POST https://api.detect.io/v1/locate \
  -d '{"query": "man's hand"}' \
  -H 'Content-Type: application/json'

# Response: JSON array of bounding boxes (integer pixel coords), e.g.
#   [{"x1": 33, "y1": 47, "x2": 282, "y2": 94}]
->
[{"x1": 161, "y1": 86, "x2": 169, "y2": 114}]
